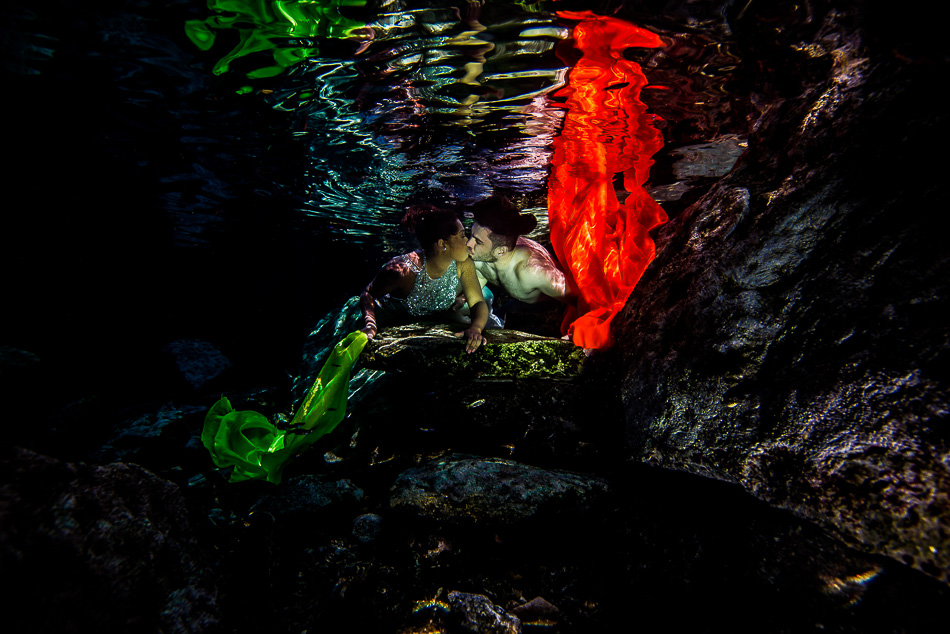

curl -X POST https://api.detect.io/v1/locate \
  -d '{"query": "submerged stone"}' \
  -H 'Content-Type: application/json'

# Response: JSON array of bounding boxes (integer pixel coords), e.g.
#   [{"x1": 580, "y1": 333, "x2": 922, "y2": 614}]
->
[
  {"x1": 250, "y1": 474, "x2": 364, "y2": 518},
  {"x1": 509, "y1": 596, "x2": 560, "y2": 626},
  {"x1": 362, "y1": 324, "x2": 586, "y2": 380},
  {"x1": 94, "y1": 402, "x2": 206, "y2": 465},
  {"x1": 352, "y1": 512, "x2": 383, "y2": 543},
  {"x1": 389, "y1": 454, "x2": 610, "y2": 526},
  {"x1": 0, "y1": 448, "x2": 219, "y2": 632},
  {"x1": 164, "y1": 339, "x2": 231, "y2": 389},
  {"x1": 448, "y1": 591, "x2": 522, "y2": 634}
]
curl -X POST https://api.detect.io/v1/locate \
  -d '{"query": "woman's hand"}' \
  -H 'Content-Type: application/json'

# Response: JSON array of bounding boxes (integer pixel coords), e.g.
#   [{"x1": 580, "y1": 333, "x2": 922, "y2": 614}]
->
[{"x1": 455, "y1": 327, "x2": 486, "y2": 353}]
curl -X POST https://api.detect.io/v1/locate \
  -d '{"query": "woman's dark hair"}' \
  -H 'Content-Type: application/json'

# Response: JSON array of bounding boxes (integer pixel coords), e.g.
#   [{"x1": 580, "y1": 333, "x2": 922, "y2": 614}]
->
[
  {"x1": 401, "y1": 204, "x2": 461, "y2": 253},
  {"x1": 471, "y1": 196, "x2": 537, "y2": 250}
]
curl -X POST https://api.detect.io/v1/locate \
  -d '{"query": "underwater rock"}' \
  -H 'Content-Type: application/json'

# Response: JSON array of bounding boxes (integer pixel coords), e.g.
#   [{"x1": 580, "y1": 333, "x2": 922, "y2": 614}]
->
[
  {"x1": 447, "y1": 591, "x2": 522, "y2": 634},
  {"x1": 94, "y1": 401, "x2": 206, "y2": 465},
  {"x1": 165, "y1": 339, "x2": 231, "y2": 389},
  {"x1": 0, "y1": 447, "x2": 219, "y2": 632},
  {"x1": 250, "y1": 474, "x2": 364, "y2": 519},
  {"x1": 389, "y1": 454, "x2": 610, "y2": 526},
  {"x1": 362, "y1": 324, "x2": 586, "y2": 380},
  {"x1": 624, "y1": 462, "x2": 950, "y2": 632},
  {"x1": 617, "y1": 6, "x2": 950, "y2": 582},
  {"x1": 0, "y1": 345, "x2": 40, "y2": 382},
  {"x1": 670, "y1": 134, "x2": 746, "y2": 180},
  {"x1": 509, "y1": 596, "x2": 560, "y2": 626},
  {"x1": 352, "y1": 512, "x2": 383, "y2": 543}
]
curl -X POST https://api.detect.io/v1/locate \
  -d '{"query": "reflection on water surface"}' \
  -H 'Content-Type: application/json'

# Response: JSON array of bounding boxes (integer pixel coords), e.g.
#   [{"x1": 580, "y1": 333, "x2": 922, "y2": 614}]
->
[{"x1": 182, "y1": 0, "x2": 747, "y2": 249}]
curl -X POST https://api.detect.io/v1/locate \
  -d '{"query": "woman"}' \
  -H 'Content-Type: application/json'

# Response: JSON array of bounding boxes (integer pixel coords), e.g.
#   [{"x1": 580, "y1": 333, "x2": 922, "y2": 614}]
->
[{"x1": 360, "y1": 204, "x2": 489, "y2": 353}]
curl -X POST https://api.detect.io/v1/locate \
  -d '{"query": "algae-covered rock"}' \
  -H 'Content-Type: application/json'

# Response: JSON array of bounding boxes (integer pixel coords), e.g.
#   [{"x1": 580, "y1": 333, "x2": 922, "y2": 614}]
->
[{"x1": 362, "y1": 324, "x2": 586, "y2": 380}]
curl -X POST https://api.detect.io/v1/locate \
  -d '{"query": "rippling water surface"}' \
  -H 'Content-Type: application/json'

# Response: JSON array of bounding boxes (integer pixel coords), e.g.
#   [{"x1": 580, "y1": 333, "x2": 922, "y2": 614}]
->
[
  {"x1": 4, "y1": 1, "x2": 751, "y2": 250},
  {"x1": 199, "y1": 0, "x2": 579, "y2": 240},
  {"x1": 170, "y1": 0, "x2": 751, "y2": 248}
]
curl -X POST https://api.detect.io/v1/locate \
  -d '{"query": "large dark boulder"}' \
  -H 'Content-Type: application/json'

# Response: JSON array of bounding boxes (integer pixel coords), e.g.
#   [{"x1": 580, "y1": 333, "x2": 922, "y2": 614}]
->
[
  {"x1": 0, "y1": 448, "x2": 220, "y2": 633},
  {"x1": 617, "y1": 6, "x2": 949, "y2": 582}
]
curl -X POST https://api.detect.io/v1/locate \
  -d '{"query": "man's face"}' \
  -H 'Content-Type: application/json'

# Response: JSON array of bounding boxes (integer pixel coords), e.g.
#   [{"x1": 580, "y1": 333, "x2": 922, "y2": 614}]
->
[{"x1": 467, "y1": 222, "x2": 497, "y2": 262}]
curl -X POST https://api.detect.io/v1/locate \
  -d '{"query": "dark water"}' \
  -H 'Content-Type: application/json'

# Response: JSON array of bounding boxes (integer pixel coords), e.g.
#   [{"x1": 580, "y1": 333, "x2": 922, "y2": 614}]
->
[{"x1": 4, "y1": 1, "x2": 947, "y2": 631}]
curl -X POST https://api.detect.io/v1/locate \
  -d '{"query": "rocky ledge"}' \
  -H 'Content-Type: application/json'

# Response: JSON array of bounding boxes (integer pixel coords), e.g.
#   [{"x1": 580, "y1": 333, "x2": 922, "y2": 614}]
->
[{"x1": 362, "y1": 324, "x2": 587, "y2": 380}]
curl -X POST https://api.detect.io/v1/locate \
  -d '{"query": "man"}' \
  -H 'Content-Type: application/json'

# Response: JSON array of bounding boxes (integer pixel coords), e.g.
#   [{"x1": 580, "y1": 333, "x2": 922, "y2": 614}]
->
[{"x1": 466, "y1": 196, "x2": 573, "y2": 306}]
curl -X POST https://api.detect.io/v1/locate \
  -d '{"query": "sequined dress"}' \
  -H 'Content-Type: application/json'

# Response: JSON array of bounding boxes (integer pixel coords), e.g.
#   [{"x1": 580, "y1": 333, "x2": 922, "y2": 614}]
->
[{"x1": 377, "y1": 251, "x2": 459, "y2": 316}]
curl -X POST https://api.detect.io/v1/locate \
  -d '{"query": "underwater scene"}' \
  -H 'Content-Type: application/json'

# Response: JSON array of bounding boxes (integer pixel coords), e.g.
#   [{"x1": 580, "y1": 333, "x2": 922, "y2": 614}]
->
[{"x1": 2, "y1": 0, "x2": 949, "y2": 632}]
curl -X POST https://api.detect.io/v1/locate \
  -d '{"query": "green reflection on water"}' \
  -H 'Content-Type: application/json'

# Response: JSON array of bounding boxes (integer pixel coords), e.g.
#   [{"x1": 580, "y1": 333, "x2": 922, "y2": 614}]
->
[{"x1": 185, "y1": 0, "x2": 368, "y2": 79}]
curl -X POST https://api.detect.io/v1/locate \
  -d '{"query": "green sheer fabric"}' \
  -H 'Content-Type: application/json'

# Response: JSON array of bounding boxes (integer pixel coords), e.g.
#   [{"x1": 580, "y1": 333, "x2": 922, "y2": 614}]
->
[
  {"x1": 203, "y1": 330, "x2": 368, "y2": 484},
  {"x1": 185, "y1": 0, "x2": 368, "y2": 79}
]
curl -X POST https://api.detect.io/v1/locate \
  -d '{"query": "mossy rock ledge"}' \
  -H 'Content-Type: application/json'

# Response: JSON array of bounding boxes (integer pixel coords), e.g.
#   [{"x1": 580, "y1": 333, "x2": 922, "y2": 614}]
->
[{"x1": 361, "y1": 323, "x2": 586, "y2": 380}]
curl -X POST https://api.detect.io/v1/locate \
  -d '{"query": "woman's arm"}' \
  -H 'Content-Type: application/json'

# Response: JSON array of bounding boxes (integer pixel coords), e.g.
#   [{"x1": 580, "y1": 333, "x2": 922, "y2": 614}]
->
[
  {"x1": 455, "y1": 258, "x2": 488, "y2": 353},
  {"x1": 359, "y1": 286, "x2": 380, "y2": 340},
  {"x1": 360, "y1": 259, "x2": 409, "y2": 340}
]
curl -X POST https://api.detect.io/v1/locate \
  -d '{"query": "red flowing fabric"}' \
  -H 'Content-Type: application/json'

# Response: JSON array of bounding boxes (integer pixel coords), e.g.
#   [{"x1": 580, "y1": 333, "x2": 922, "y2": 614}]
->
[{"x1": 549, "y1": 11, "x2": 667, "y2": 349}]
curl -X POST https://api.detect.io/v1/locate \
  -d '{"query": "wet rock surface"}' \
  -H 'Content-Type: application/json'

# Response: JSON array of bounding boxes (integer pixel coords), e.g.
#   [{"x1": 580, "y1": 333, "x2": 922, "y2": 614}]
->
[
  {"x1": 390, "y1": 454, "x2": 611, "y2": 525},
  {"x1": 617, "y1": 3, "x2": 950, "y2": 584},
  {"x1": 447, "y1": 591, "x2": 522, "y2": 634},
  {"x1": 250, "y1": 475, "x2": 364, "y2": 519}
]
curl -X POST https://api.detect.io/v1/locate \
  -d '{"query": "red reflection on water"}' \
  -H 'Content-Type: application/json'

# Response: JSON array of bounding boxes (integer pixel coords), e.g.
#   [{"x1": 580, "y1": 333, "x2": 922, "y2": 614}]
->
[{"x1": 549, "y1": 11, "x2": 667, "y2": 349}]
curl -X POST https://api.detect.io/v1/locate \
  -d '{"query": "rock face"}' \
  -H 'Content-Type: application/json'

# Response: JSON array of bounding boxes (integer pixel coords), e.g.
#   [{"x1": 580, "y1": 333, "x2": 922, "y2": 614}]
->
[
  {"x1": 251, "y1": 474, "x2": 364, "y2": 518},
  {"x1": 390, "y1": 454, "x2": 611, "y2": 526},
  {"x1": 447, "y1": 591, "x2": 522, "y2": 634},
  {"x1": 617, "y1": 7, "x2": 949, "y2": 581},
  {"x1": 0, "y1": 448, "x2": 219, "y2": 632}
]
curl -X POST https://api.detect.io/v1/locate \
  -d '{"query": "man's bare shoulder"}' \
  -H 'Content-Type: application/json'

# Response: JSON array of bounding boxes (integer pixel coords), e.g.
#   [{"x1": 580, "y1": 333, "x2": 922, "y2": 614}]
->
[
  {"x1": 513, "y1": 238, "x2": 571, "y2": 300},
  {"x1": 514, "y1": 237, "x2": 561, "y2": 272}
]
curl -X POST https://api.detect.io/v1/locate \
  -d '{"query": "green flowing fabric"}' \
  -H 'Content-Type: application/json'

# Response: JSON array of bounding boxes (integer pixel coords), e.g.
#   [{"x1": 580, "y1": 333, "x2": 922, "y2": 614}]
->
[
  {"x1": 202, "y1": 330, "x2": 368, "y2": 484},
  {"x1": 185, "y1": 0, "x2": 368, "y2": 79}
]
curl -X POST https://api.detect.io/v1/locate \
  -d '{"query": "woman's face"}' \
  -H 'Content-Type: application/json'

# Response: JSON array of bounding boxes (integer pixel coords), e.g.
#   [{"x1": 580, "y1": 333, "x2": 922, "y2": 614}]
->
[{"x1": 445, "y1": 219, "x2": 470, "y2": 261}]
